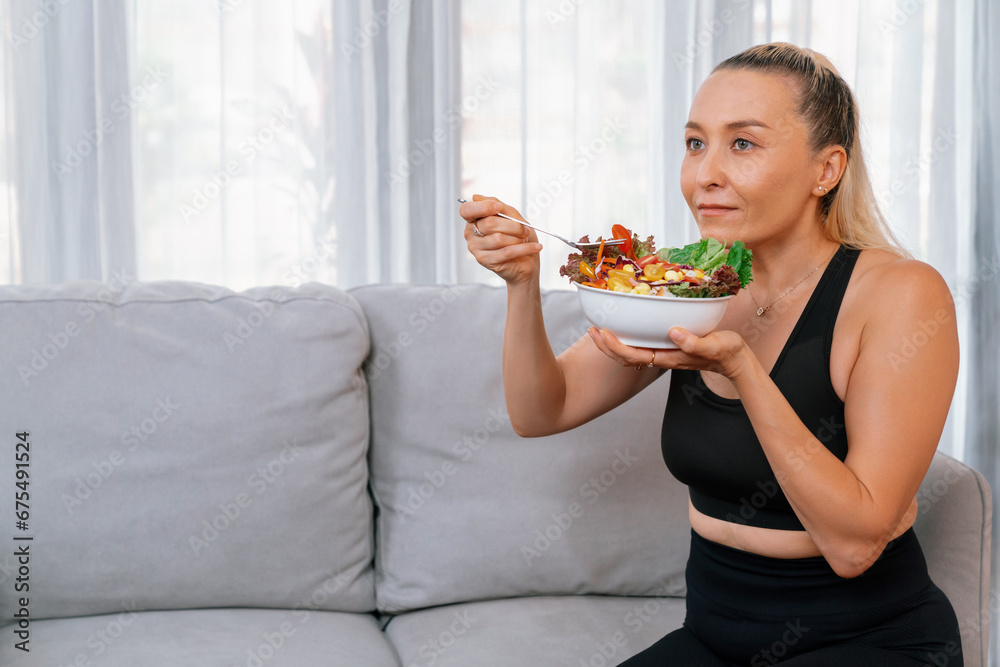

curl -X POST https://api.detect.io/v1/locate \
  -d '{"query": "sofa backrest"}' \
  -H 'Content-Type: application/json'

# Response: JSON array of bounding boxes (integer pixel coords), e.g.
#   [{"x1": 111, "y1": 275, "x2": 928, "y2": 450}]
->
[
  {"x1": 353, "y1": 284, "x2": 691, "y2": 614},
  {"x1": 0, "y1": 281, "x2": 376, "y2": 622}
]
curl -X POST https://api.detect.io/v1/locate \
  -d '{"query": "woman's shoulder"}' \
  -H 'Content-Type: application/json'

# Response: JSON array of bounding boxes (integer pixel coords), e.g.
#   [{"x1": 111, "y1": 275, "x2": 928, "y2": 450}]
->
[
  {"x1": 847, "y1": 246, "x2": 955, "y2": 329},
  {"x1": 851, "y1": 247, "x2": 951, "y2": 295}
]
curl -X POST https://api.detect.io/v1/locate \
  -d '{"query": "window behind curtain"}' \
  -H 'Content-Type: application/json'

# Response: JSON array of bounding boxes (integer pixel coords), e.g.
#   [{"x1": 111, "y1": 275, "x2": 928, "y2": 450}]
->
[{"x1": 135, "y1": 0, "x2": 336, "y2": 290}]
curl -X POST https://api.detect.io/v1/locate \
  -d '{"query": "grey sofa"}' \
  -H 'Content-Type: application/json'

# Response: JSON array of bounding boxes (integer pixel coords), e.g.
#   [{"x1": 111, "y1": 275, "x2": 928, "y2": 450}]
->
[{"x1": 0, "y1": 281, "x2": 991, "y2": 666}]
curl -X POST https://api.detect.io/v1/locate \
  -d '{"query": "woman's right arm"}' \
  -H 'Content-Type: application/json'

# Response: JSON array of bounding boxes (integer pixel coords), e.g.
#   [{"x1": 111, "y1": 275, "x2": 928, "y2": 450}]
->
[{"x1": 461, "y1": 196, "x2": 661, "y2": 437}]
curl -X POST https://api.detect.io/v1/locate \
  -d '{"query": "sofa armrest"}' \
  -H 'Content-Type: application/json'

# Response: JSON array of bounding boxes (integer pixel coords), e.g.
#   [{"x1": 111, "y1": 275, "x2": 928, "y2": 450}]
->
[{"x1": 913, "y1": 452, "x2": 992, "y2": 667}]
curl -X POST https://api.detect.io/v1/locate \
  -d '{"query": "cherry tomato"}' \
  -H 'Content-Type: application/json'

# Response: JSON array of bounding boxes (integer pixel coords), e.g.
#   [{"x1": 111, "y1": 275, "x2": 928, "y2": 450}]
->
[
  {"x1": 643, "y1": 264, "x2": 667, "y2": 281},
  {"x1": 608, "y1": 277, "x2": 632, "y2": 292},
  {"x1": 611, "y1": 224, "x2": 634, "y2": 256},
  {"x1": 636, "y1": 254, "x2": 659, "y2": 268},
  {"x1": 580, "y1": 261, "x2": 596, "y2": 280}
]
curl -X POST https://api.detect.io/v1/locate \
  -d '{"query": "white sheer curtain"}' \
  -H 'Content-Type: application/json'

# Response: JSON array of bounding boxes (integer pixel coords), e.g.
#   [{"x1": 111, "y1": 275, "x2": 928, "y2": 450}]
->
[
  {"x1": 131, "y1": 0, "x2": 460, "y2": 290},
  {"x1": 968, "y1": 0, "x2": 1000, "y2": 663},
  {"x1": 2, "y1": 0, "x2": 136, "y2": 284},
  {"x1": 1, "y1": 0, "x2": 461, "y2": 290},
  {"x1": 335, "y1": 0, "x2": 462, "y2": 286}
]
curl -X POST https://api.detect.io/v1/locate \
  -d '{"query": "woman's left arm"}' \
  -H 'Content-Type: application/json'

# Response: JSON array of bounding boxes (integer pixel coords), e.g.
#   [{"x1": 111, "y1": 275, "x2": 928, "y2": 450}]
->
[{"x1": 725, "y1": 259, "x2": 958, "y2": 578}]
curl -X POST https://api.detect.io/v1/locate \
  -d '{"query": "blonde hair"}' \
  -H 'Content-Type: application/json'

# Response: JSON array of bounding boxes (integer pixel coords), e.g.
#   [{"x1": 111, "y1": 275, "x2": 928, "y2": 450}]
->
[{"x1": 714, "y1": 43, "x2": 907, "y2": 256}]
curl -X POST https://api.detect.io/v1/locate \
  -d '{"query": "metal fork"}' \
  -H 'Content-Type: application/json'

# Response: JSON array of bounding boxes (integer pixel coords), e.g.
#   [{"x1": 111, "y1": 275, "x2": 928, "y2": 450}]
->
[{"x1": 457, "y1": 199, "x2": 625, "y2": 250}]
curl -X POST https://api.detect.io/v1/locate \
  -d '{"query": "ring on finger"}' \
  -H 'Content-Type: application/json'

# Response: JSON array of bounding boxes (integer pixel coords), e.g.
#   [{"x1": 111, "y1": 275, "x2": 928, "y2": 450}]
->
[
  {"x1": 472, "y1": 223, "x2": 484, "y2": 238},
  {"x1": 636, "y1": 350, "x2": 655, "y2": 370}
]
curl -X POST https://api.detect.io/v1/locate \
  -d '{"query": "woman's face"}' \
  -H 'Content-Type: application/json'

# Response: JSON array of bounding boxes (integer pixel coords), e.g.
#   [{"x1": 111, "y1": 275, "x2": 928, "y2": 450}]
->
[{"x1": 680, "y1": 69, "x2": 822, "y2": 248}]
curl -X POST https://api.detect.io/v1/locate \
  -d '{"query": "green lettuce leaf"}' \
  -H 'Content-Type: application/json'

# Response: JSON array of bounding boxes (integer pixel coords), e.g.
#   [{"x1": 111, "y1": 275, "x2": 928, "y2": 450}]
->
[
  {"x1": 659, "y1": 239, "x2": 703, "y2": 265},
  {"x1": 696, "y1": 238, "x2": 728, "y2": 273},
  {"x1": 725, "y1": 240, "x2": 754, "y2": 288}
]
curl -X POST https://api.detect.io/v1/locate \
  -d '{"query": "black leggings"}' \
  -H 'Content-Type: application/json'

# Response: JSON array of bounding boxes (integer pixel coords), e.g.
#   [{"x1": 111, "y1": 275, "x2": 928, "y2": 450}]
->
[{"x1": 618, "y1": 529, "x2": 963, "y2": 667}]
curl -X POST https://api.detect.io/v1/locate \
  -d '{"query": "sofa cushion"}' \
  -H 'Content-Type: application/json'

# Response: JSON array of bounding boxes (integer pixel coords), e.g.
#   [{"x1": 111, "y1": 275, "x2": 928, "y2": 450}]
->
[
  {"x1": 0, "y1": 282, "x2": 375, "y2": 621},
  {"x1": 353, "y1": 284, "x2": 690, "y2": 613},
  {"x1": 0, "y1": 608, "x2": 400, "y2": 666},
  {"x1": 383, "y1": 595, "x2": 683, "y2": 666}
]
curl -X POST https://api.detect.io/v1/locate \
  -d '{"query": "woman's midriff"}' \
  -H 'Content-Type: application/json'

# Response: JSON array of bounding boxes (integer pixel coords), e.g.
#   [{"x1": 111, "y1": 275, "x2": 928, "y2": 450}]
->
[{"x1": 688, "y1": 496, "x2": 919, "y2": 559}]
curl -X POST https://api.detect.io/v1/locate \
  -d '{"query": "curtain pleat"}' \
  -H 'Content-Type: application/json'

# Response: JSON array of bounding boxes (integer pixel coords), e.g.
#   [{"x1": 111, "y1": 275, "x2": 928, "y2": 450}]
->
[
  {"x1": 7, "y1": 0, "x2": 136, "y2": 283},
  {"x1": 968, "y1": 0, "x2": 1000, "y2": 664},
  {"x1": 333, "y1": 0, "x2": 460, "y2": 287}
]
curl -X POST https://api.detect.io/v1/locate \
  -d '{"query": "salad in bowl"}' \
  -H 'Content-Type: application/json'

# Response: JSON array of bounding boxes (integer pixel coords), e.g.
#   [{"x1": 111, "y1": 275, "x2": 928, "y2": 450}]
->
[
  {"x1": 559, "y1": 224, "x2": 753, "y2": 297},
  {"x1": 559, "y1": 225, "x2": 754, "y2": 348}
]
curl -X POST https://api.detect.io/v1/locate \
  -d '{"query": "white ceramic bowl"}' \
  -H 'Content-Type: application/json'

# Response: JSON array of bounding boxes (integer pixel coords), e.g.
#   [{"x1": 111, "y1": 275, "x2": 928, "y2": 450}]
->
[{"x1": 575, "y1": 283, "x2": 734, "y2": 348}]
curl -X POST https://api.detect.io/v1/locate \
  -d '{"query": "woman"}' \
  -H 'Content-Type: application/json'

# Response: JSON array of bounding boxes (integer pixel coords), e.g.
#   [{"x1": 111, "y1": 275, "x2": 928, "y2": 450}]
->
[{"x1": 460, "y1": 43, "x2": 962, "y2": 666}]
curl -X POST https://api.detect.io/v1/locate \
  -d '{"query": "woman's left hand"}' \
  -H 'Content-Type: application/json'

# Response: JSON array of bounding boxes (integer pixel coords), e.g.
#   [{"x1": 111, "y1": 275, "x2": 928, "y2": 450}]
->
[{"x1": 587, "y1": 326, "x2": 753, "y2": 380}]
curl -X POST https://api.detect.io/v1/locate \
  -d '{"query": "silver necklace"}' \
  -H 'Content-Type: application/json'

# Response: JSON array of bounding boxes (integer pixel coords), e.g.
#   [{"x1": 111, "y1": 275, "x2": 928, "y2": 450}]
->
[{"x1": 748, "y1": 251, "x2": 835, "y2": 316}]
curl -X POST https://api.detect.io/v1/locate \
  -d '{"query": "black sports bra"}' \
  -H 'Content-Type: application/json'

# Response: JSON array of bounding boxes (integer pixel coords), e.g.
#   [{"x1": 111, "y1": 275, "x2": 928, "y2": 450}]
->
[{"x1": 661, "y1": 245, "x2": 860, "y2": 531}]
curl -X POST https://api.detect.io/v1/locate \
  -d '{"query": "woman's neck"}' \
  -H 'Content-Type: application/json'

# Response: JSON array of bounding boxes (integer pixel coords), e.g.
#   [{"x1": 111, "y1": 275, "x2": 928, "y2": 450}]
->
[{"x1": 747, "y1": 231, "x2": 840, "y2": 300}]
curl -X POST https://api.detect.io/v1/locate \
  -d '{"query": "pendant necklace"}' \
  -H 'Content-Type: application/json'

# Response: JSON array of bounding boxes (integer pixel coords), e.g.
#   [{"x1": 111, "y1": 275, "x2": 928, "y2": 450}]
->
[{"x1": 748, "y1": 250, "x2": 836, "y2": 317}]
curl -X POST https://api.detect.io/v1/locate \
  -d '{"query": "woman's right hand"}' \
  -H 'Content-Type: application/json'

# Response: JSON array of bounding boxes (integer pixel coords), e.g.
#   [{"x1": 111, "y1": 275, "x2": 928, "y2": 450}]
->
[{"x1": 460, "y1": 195, "x2": 543, "y2": 286}]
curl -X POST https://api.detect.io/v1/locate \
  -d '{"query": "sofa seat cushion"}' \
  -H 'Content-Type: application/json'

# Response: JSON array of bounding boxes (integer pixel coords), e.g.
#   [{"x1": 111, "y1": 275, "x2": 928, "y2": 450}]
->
[
  {"x1": 0, "y1": 282, "x2": 376, "y2": 620},
  {"x1": 353, "y1": 284, "x2": 690, "y2": 613},
  {"x1": 0, "y1": 608, "x2": 400, "y2": 666},
  {"x1": 384, "y1": 594, "x2": 684, "y2": 666}
]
